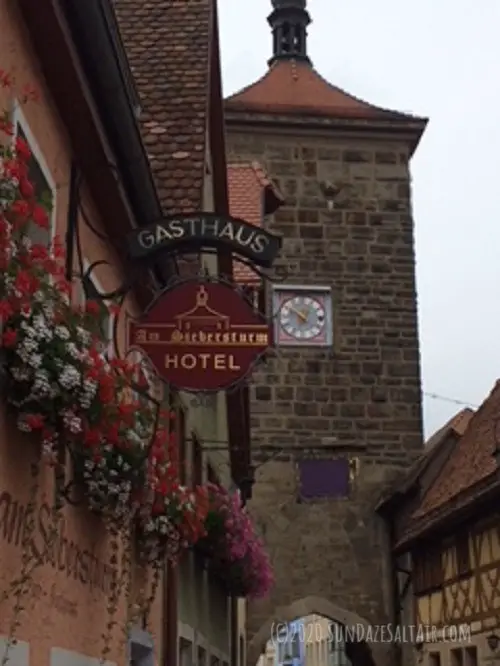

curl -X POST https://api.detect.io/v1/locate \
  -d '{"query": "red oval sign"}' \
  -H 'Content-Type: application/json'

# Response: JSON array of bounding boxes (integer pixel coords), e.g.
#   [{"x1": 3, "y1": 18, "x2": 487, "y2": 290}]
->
[{"x1": 128, "y1": 280, "x2": 271, "y2": 392}]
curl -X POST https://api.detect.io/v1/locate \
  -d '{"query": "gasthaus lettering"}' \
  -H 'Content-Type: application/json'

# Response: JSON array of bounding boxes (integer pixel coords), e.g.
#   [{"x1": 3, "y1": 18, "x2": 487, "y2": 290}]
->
[{"x1": 126, "y1": 213, "x2": 282, "y2": 267}]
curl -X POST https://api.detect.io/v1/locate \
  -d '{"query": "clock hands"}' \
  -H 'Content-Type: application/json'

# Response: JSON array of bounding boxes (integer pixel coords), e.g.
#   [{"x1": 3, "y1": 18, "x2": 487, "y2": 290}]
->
[{"x1": 289, "y1": 305, "x2": 308, "y2": 323}]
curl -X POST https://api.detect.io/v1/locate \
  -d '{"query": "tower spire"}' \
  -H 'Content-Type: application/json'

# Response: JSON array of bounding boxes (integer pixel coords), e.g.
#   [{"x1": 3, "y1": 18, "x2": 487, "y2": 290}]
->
[{"x1": 268, "y1": 0, "x2": 312, "y2": 66}]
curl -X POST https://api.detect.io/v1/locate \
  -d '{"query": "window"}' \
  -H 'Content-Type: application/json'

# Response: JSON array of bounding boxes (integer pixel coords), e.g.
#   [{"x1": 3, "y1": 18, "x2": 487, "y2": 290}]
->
[
  {"x1": 129, "y1": 628, "x2": 154, "y2": 666},
  {"x1": 12, "y1": 105, "x2": 55, "y2": 244},
  {"x1": 413, "y1": 546, "x2": 443, "y2": 593},
  {"x1": 239, "y1": 635, "x2": 245, "y2": 666},
  {"x1": 197, "y1": 647, "x2": 206, "y2": 666},
  {"x1": 455, "y1": 536, "x2": 471, "y2": 577},
  {"x1": 298, "y1": 458, "x2": 350, "y2": 501},
  {"x1": 192, "y1": 435, "x2": 203, "y2": 486},
  {"x1": 429, "y1": 654, "x2": 441, "y2": 666},
  {"x1": 179, "y1": 639, "x2": 193, "y2": 666},
  {"x1": 464, "y1": 647, "x2": 478, "y2": 666},
  {"x1": 207, "y1": 462, "x2": 219, "y2": 485},
  {"x1": 450, "y1": 649, "x2": 463, "y2": 666}
]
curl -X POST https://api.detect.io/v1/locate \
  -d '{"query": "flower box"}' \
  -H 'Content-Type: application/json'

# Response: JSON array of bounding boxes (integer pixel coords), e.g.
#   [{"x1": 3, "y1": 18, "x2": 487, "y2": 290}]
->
[{"x1": 196, "y1": 483, "x2": 274, "y2": 599}]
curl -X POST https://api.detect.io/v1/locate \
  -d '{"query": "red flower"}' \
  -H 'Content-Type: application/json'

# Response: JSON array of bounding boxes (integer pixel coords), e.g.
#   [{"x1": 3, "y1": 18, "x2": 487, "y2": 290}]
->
[
  {"x1": 0, "y1": 301, "x2": 13, "y2": 319},
  {"x1": 83, "y1": 429, "x2": 100, "y2": 448},
  {"x1": 25, "y1": 414, "x2": 45, "y2": 430},
  {"x1": 15, "y1": 136, "x2": 31, "y2": 163},
  {"x1": 14, "y1": 270, "x2": 39, "y2": 295},
  {"x1": 99, "y1": 376, "x2": 114, "y2": 404},
  {"x1": 85, "y1": 300, "x2": 100, "y2": 315},
  {"x1": 3, "y1": 158, "x2": 21, "y2": 181},
  {"x1": 32, "y1": 204, "x2": 49, "y2": 229},
  {"x1": 30, "y1": 244, "x2": 48, "y2": 261},
  {"x1": 9, "y1": 200, "x2": 29, "y2": 220},
  {"x1": 2, "y1": 329, "x2": 17, "y2": 347},
  {"x1": 19, "y1": 178, "x2": 34, "y2": 198}
]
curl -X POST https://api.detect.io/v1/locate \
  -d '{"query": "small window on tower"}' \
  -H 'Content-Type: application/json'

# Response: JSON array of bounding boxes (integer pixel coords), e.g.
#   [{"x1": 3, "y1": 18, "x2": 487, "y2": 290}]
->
[
  {"x1": 297, "y1": 458, "x2": 350, "y2": 501},
  {"x1": 281, "y1": 22, "x2": 291, "y2": 53}
]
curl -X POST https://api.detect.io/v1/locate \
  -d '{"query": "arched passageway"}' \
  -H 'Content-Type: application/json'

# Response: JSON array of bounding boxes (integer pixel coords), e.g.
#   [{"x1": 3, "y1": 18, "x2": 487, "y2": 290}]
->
[{"x1": 249, "y1": 596, "x2": 383, "y2": 666}]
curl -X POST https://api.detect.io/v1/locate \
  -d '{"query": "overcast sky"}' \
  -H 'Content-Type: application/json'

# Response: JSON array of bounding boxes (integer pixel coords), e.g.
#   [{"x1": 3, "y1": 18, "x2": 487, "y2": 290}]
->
[{"x1": 219, "y1": 0, "x2": 500, "y2": 437}]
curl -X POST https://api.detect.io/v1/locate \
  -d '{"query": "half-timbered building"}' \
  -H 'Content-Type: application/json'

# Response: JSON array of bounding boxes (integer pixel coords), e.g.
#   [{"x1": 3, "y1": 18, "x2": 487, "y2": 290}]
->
[{"x1": 381, "y1": 383, "x2": 500, "y2": 666}]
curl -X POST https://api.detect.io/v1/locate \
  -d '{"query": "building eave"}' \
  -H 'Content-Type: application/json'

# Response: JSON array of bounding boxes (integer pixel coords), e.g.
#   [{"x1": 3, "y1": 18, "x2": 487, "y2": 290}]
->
[{"x1": 224, "y1": 106, "x2": 428, "y2": 157}]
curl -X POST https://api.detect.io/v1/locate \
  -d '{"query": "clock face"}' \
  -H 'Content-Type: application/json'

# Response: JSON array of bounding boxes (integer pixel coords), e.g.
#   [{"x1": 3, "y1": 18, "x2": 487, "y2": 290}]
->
[
  {"x1": 273, "y1": 287, "x2": 333, "y2": 347},
  {"x1": 279, "y1": 295, "x2": 326, "y2": 341}
]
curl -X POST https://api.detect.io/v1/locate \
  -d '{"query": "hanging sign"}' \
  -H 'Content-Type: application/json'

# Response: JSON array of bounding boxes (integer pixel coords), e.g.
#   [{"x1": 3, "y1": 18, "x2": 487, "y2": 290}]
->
[
  {"x1": 126, "y1": 213, "x2": 282, "y2": 267},
  {"x1": 127, "y1": 280, "x2": 271, "y2": 392}
]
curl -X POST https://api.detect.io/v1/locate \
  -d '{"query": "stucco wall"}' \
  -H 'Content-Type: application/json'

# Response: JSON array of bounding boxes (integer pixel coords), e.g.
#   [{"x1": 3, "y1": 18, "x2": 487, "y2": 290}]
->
[{"x1": 0, "y1": 2, "x2": 163, "y2": 665}]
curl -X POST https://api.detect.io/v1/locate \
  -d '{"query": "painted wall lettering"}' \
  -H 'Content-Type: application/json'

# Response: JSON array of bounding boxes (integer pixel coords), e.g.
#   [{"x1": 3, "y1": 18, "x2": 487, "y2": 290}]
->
[{"x1": 0, "y1": 490, "x2": 116, "y2": 594}]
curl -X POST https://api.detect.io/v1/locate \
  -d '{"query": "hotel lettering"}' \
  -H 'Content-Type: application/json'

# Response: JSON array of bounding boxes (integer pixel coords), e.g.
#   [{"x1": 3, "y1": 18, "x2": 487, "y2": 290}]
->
[
  {"x1": 164, "y1": 353, "x2": 241, "y2": 372},
  {"x1": 128, "y1": 280, "x2": 271, "y2": 392}
]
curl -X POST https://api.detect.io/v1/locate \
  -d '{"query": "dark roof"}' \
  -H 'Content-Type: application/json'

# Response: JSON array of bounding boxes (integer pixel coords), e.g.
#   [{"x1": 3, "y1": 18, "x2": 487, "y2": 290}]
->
[
  {"x1": 396, "y1": 383, "x2": 500, "y2": 548},
  {"x1": 376, "y1": 408, "x2": 474, "y2": 512},
  {"x1": 113, "y1": 0, "x2": 213, "y2": 215}
]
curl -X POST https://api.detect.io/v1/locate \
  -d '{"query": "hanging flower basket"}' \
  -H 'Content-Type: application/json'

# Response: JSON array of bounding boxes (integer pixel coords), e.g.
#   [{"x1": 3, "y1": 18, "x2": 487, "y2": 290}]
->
[
  {"x1": 196, "y1": 484, "x2": 274, "y2": 599},
  {"x1": 136, "y1": 427, "x2": 209, "y2": 564}
]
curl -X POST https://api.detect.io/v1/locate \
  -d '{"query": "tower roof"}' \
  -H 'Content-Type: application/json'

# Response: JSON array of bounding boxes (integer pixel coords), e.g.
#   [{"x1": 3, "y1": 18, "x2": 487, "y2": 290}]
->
[
  {"x1": 225, "y1": 2, "x2": 428, "y2": 153},
  {"x1": 225, "y1": 59, "x2": 424, "y2": 125}
]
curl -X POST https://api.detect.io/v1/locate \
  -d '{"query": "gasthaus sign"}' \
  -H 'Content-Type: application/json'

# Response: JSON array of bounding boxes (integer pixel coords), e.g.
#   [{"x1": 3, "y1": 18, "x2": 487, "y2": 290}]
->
[
  {"x1": 126, "y1": 213, "x2": 282, "y2": 268},
  {"x1": 127, "y1": 280, "x2": 271, "y2": 392}
]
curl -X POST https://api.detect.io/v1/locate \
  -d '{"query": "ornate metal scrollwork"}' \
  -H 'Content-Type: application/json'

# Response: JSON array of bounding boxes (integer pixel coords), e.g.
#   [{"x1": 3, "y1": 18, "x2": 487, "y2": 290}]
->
[{"x1": 63, "y1": 167, "x2": 299, "y2": 512}]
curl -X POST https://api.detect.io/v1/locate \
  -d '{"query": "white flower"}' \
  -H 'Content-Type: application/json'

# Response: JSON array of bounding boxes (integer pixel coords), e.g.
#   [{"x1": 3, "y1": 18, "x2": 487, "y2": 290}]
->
[
  {"x1": 76, "y1": 327, "x2": 91, "y2": 346},
  {"x1": 59, "y1": 364, "x2": 81, "y2": 390},
  {"x1": 55, "y1": 325, "x2": 70, "y2": 340},
  {"x1": 27, "y1": 353, "x2": 43, "y2": 368}
]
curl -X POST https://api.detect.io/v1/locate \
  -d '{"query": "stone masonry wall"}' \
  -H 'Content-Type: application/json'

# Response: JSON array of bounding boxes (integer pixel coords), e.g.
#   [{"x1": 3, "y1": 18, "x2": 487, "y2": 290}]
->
[{"x1": 225, "y1": 124, "x2": 424, "y2": 660}]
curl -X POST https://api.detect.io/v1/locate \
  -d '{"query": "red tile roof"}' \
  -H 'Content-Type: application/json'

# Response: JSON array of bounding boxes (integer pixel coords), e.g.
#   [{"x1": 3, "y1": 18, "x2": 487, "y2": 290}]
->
[
  {"x1": 113, "y1": 0, "x2": 213, "y2": 215},
  {"x1": 225, "y1": 59, "x2": 425, "y2": 124},
  {"x1": 396, "y1": 383, "x2": 500, "y2": 547},
  {"x1": 415, "y1": 385, "x2": 499, "y2": 517},
  {"x1": 423, "y1": 408, "x2": 474, "y2": 453},
  {"x1": 376, "y1": 408, "x2": 474, "y2": 511},
  {"x1": 228, "y1": 162, "x2": 284, "y2": 284}
]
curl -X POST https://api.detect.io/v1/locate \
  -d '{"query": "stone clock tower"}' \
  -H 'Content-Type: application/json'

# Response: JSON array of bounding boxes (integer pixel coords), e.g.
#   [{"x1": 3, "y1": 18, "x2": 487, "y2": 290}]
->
[{"x1": 224, "y1": 2, "x2": 427, "y2": 665}]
